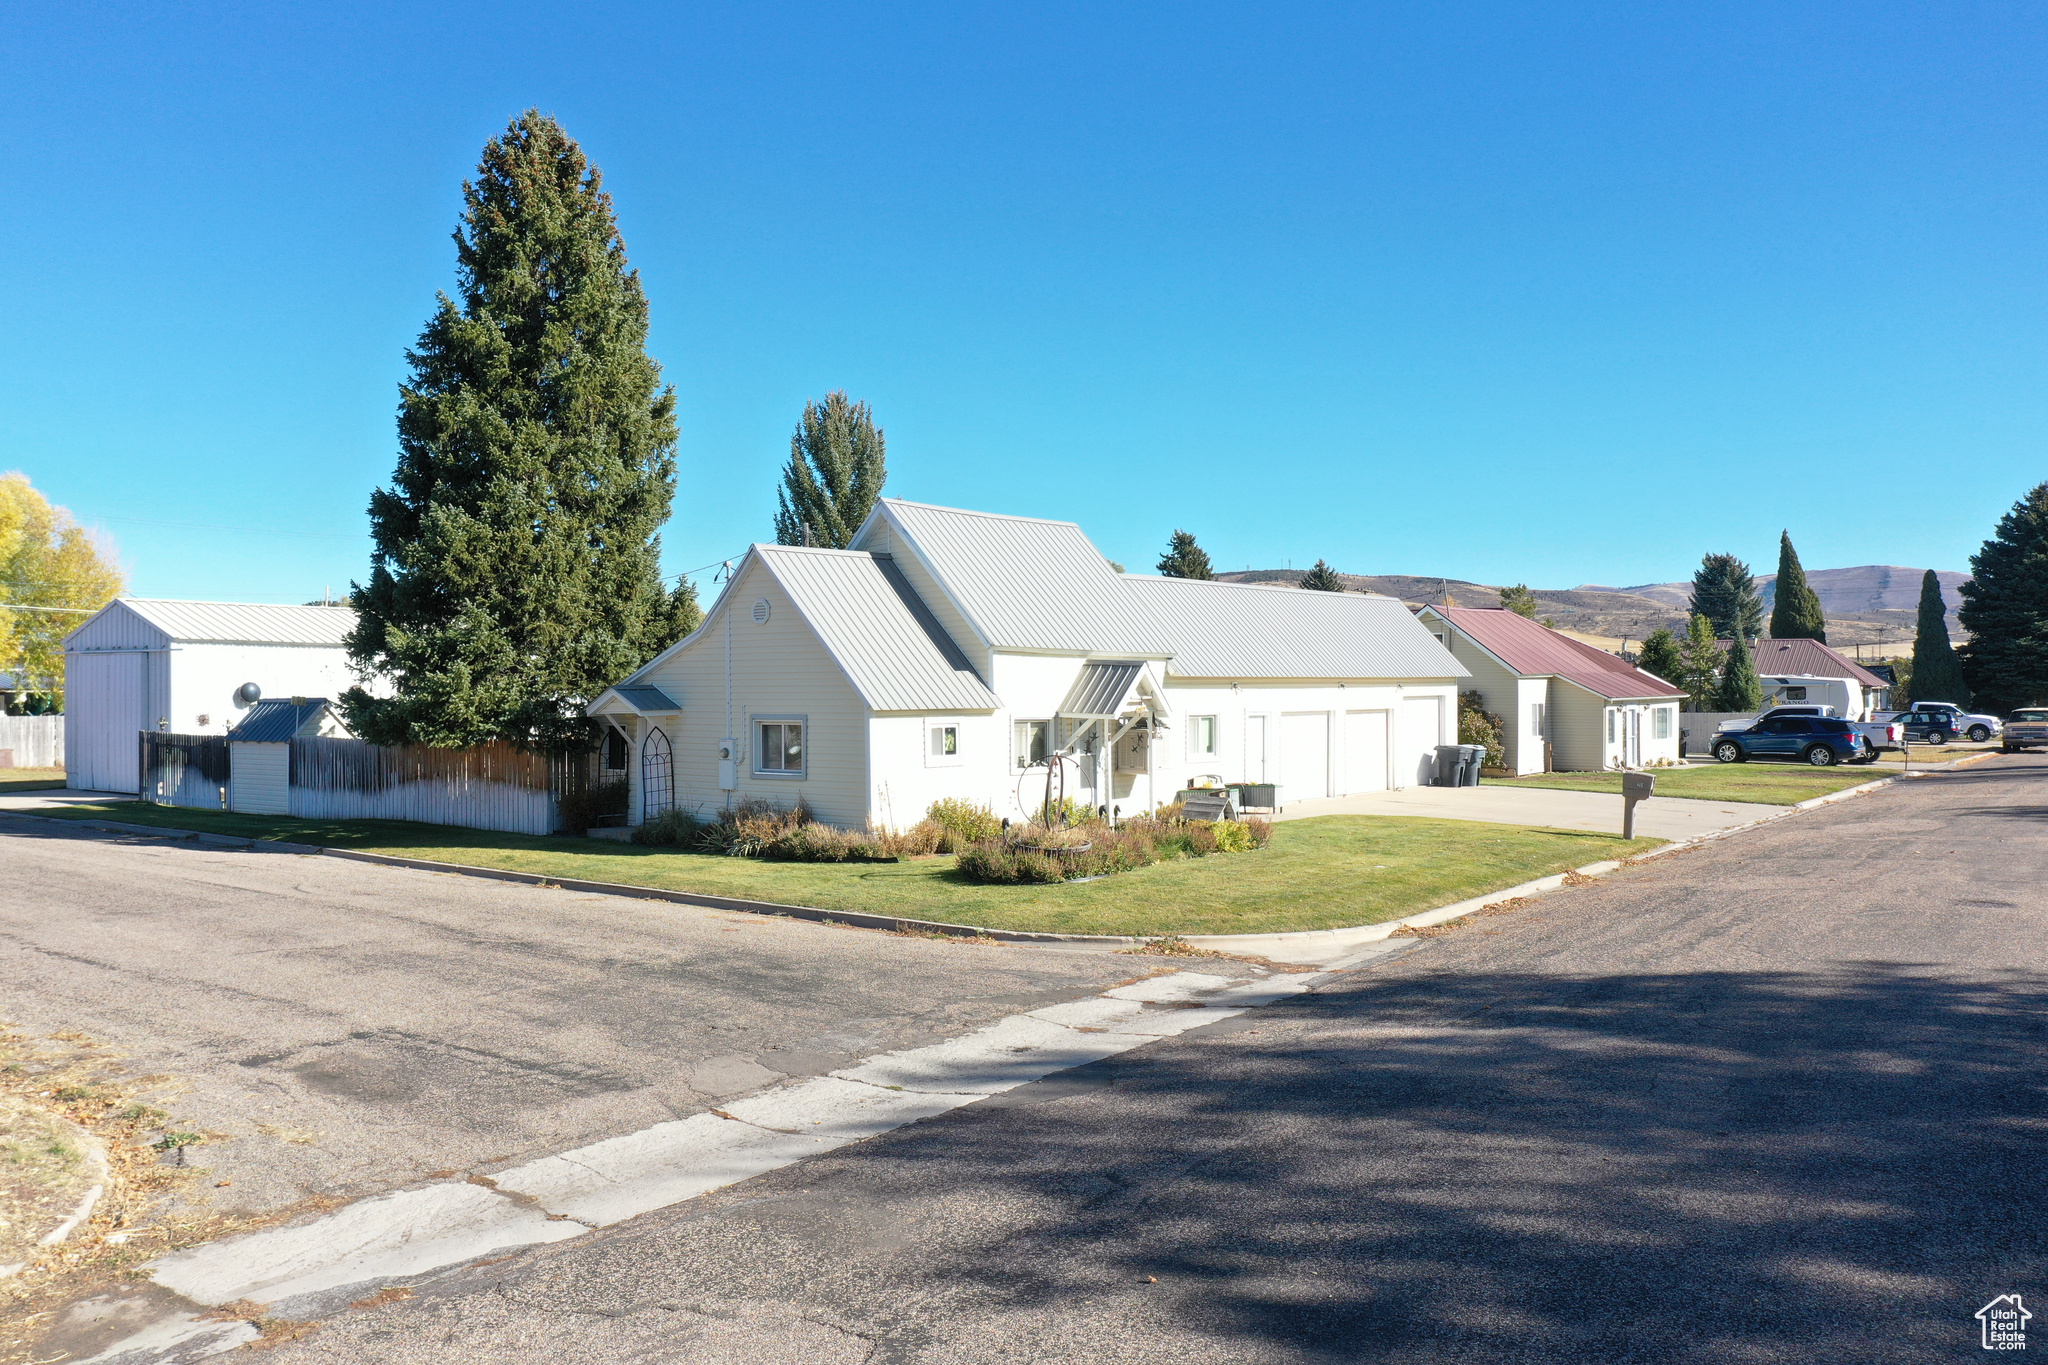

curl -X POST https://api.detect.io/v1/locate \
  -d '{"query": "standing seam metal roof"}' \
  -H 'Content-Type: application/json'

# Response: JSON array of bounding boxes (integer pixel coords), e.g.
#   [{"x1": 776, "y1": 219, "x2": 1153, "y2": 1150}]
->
[
  {"x1": 68, "y1": 599, "x2": 357, "y2": 648},
  {"x1": 871, "y1": 501, "x2": 1172, "y2": 655},
  {"x1": 754, "y1": 545, "x2": 1000, "y2": 712},
  {"x1": 1124, "y1": 575, "x2": 1469, "y2": 680},
  {"x1": 1059, "y1": 661, "x2": 1148, "y2": 717},
  {"x1": 1742, "y1": 636, "x2": 1888, "y2": 689},
  {"x1": 1430, "y1": 606, "x2": 1682, "y2": 700},
  {"x1": 226, "y1": 697, "x2": 338, "y2": 742}
]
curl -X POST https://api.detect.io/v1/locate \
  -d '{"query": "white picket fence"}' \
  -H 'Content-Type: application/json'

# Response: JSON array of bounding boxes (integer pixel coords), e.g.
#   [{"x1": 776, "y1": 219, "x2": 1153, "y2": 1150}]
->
[{"x1": 0, "y1": 715, "x2": 63, "y2": 768}]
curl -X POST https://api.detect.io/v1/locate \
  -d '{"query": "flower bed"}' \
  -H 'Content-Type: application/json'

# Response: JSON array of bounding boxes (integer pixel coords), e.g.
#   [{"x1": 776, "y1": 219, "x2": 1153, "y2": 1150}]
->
[{"x1": 955, "y1": 813, "x2": 1271, "y2": 885}]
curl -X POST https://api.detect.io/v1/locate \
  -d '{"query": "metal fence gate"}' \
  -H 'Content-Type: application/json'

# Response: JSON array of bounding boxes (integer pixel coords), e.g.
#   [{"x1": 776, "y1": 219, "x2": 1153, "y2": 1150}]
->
[{"x1": 140, "y1": 732, "x2": 231, "y2": 810}]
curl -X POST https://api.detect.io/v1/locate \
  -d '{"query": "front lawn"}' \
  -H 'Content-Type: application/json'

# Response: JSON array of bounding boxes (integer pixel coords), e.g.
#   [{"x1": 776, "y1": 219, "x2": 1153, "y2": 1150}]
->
[
  {"x1": 32, "y1": 802, "x2": 1654, "y2": 938},
  {"x1": 1487, "y1": 764, "x2": 1878, "y2": 806},
  {"x1": 0, "y1": 767, "x2": 67, "y2": 793}
]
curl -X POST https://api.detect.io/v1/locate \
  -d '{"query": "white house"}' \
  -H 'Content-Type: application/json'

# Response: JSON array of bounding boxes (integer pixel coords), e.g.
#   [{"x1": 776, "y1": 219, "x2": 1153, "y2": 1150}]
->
[
  {"x1": 64, "y1": 599, "x2": 363, "y2": 793},
  {"x1": 1417, "y1": 605, "x2": 1685, "y2": 773},
  {"x1": 590, "y1": 500, "x2": 1469, "y2": 830}
]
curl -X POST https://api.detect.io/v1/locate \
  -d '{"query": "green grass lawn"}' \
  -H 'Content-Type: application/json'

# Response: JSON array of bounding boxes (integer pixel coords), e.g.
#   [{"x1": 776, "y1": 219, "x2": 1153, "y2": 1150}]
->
[
  {"x1": 0, "y1": 767, "x2": 67, "y2": 793},
  {"x1": 32, "y1": 801, "x2": 1655, "y2": 938},
  {"x1": 1486, "y1": 763, "x2": 1879, "y2": 806}
]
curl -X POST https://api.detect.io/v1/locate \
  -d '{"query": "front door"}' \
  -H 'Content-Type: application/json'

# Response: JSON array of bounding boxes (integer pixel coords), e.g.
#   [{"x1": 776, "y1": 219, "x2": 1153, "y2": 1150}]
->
[
  {"x1": 1625, "y1": 707, "x2": 1642, "y2": 768},
  {"x1": 1245, "y1": 714, "x2": 1270, "y2": 783}
]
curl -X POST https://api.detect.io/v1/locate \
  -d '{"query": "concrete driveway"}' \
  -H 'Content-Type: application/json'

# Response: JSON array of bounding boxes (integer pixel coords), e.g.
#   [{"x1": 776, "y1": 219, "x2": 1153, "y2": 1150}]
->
[{"x1": 1276, "y1": 780, "x2": 1791, "y2": 841}]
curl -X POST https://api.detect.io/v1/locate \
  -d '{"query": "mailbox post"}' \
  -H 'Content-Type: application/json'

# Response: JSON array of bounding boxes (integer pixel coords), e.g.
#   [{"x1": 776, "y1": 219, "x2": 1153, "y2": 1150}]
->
[{"x1": 1621, "y1": 770, "x2": 1655, "y2": 840}]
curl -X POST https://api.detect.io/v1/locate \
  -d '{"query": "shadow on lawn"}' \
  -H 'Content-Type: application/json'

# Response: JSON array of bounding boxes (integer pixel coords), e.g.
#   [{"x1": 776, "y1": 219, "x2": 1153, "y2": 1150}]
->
[{"x1": 550, "y1": 960, "x2": 2048, "y2": 1363}]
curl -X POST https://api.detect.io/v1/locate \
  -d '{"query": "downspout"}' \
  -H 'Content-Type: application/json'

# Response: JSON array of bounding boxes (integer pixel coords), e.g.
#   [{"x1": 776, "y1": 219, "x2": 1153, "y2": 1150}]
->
[{"x1": 724, "y1": 593, "x2": 734, "y2": 812}]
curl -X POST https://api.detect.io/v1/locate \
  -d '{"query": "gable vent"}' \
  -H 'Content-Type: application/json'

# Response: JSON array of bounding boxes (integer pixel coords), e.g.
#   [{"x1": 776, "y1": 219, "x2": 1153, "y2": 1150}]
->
[{"x1": 751, "y1": 598, "x2": 771, "y2": 624}]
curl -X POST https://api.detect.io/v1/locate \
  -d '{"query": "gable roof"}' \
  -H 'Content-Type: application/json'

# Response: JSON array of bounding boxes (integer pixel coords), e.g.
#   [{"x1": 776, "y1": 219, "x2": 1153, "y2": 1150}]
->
[
  {"x1": 68, "y1": 599, "x2": 356, "y2": 648},
  {"x1": 750, "y1": 545, "x2": 1000, "y2": 711},
  {"x1": 1426, "y1": 606, "x2": 1682, "y2": 701},
  {"x1": 1740, "y1": 636, "x2": 1888, "y2": 689},
  {"x1": 858, "y1": 500, "x2": 1171, "y2": 656},
  {"x1": 226, "y1": 697, "x2": 343, "y2": 742},
  {"x1": 1127, "y1": 575, "x2": 1468, "y2": 680}
]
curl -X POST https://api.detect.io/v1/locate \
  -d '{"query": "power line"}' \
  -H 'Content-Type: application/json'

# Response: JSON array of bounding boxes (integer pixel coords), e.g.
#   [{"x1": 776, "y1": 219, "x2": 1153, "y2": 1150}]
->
[{"x1": 83, "y1": 514, "x2": 371, "y2": 539}]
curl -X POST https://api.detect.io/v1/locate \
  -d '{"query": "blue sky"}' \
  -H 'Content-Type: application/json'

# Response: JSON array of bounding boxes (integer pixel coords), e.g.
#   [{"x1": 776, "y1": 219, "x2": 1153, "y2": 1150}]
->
[{"x1": 4, "y1": 2, "x2": 2042, "y2": 604}]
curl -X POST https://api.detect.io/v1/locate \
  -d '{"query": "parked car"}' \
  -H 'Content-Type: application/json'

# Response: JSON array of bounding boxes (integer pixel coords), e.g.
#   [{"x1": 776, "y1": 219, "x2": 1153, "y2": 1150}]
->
[
  {"x1": 1874, "y1": 701, "x2": 2002, "y2": 743},
  {"x1": 2001, "y1": 709, "x2": 2048, "y2": 754},
  {"x1": 1711, "y1": 715, "x2": 1866, "y2": 767},
  {"x1": 1717, "y1": 705, "x2": 1894, "y2": 760},
  {"x1": 1891, "y1": 710, "x2": 1978, "y2": 746}
]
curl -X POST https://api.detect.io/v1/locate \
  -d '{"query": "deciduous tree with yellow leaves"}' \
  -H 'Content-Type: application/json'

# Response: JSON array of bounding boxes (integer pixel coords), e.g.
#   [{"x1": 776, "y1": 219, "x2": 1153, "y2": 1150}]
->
[{"x1": 0, "y1": 474, "x2": 124, "y2": 711}]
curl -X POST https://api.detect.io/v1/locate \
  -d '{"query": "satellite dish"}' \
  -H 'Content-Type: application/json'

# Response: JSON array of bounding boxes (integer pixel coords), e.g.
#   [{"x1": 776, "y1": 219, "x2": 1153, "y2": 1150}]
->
[{"x1": 234, "y1": 682, "x2": 262, "y2": 708}]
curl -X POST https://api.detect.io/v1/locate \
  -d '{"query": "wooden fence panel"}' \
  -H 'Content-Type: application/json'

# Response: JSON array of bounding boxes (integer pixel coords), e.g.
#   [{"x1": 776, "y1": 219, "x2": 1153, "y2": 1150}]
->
[
  {"x1": 287, "y1": 737, "x2": 560, "y2": 835},
  {"x1": 0, "y1": 715, "x2": 63, "y2": 768}
]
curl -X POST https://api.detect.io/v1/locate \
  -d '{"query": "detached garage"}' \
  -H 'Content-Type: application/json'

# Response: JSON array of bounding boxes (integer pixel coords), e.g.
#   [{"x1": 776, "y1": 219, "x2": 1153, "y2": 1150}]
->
[{"x1": 64, "y1": 600, "x2": 363, "y2": 793}]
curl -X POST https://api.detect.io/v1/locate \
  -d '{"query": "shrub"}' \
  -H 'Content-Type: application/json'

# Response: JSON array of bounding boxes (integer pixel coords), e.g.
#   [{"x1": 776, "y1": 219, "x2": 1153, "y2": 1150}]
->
[
  {"x1": 695, "y1": 797, "x2": 812, "y2": 856},
  {"x1": 1212, "y1": 819, "x2": 1258, "y2": 853},
  {"x1": 631, "y1": 808, "x2": 699, "y2": 846},
  {"x1": 926, "y1": 797, "x2": 1003, "y2": 845},
  {"x1": 1458, "y1": 690, "x2": 1506, "y2": 770}
]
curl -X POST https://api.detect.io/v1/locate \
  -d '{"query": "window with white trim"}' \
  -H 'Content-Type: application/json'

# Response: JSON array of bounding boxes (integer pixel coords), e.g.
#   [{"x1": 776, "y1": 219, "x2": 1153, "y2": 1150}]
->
[
  {"x1": 754, "y1": 718, "x2": 805, "y2": 777},
  {"x1": 926, "y1": 720, "x2": 961, "y2": 766},
  {"x1": 1653, "y1": 707, "x2": 1672, "y2": 740},
  {"x1": 1189, "y1": 715, "x2": 1218, "y2": 759},
  {"x1": 1606, "y1": 709, "x2": 1616, "y2": 743},
  {"x1": 1530, "y1": 702, "x2": 1546, "y2": 737},
  {"x1": 1014, "y1": 719, "x2": 1050, "y2": 769}
]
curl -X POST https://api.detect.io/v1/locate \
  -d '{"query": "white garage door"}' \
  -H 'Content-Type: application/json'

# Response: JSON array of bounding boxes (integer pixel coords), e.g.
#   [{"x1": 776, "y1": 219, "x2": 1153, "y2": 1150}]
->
[
  {"x1": 67, "y1": 652, "x2": 146, "y2": 793},
  {"x1": 1398, "y1": 695, "x2": 1445, "y2": 788},
  {"x1": 1343, "y1": 709, "x2": 1389, "y2": 794},
  {"x1": 1281, "y1": 711, "x2": 1330, "y2": 801}
]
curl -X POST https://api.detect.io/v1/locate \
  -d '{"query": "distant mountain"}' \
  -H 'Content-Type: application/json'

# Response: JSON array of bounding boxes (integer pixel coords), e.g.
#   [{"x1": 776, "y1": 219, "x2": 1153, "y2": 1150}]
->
[{"x1": 1215, "y1": 563, "x2": 1969, "y2": 653}]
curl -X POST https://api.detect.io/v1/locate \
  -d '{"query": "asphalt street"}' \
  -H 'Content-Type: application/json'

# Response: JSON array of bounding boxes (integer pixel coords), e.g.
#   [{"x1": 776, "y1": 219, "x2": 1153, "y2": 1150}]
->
[
  {"x1": 0, "y1": 815, "x2": 1138, "y2": 1224},
  {"x1": 210, "y1": 754, "x2": 2048, "y2": 1364}
]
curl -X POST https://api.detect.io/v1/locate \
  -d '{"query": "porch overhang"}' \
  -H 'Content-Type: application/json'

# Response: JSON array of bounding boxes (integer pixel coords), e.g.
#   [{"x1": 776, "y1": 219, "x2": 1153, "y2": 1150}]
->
[{"x1": 587, "y1": 683, "x2": 681, "y2": 718}]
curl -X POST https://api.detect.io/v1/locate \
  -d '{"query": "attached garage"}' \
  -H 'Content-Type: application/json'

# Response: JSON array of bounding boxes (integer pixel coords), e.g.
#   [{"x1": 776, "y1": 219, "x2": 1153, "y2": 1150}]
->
[
  {"x1": 1281, "y1": 711, "x2": 1330, "y2": 800},
  {"x1": 1344, "y1": 708, "x2": 1390, "y2": 792}
]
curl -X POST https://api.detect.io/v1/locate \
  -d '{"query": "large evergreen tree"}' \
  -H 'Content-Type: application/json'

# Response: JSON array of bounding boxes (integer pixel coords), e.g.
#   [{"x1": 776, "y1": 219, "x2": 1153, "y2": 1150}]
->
[
  {"x1": 1689, "y1": 552, "x2": 1764, "y2": 642},
  {"x1": 1716, "y1": 634, "x2": 1763, "y2": 711},
  {"x1": 1767, "y1": 530, "x2": 1827, "y2": 641},
  {"x1": 1908, "y1": 570, "x2": 1969, "y2": 706},
  {"x1": 774, "y1": 391, "x2": 885, "y2": 548},
  {"x1": 1676, "y1": 613, "x2": 1722, "y2": 709},
  {"x1": 1155, "y1": 530, "x2": 1214, "y2": 579},
  {"x1": 1635, "y1": 627, "x2": 1682, "y2": 687},
  {"x1": 1299, "y1": 560, "x2": 1345, "y2": 592},
  {"x1": 1959, "y1": 482, "x2": 2048, "y2": 713},
  {"x1": 344, "y1": 111, "x2": 695, "y2": 753}
]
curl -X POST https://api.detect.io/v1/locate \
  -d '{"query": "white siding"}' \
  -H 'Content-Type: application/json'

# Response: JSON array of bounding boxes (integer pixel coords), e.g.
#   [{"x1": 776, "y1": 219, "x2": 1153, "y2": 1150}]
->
[
  {"x1": 170, "y1": 642, "x2": 366, "y2": 736},
  {"x1": 1548, "y1": 681, "x2": 1611, "y2": 772},
  {"x1": 629, "y1": 557, "x2": 873, "y2": 829},
  {"x1": 65, "y1": 651, "x2": 150, "y2": 792},
  {"x1": 866, "y1": 714, "x2": 1008, "y2": 831},
  {"x1": 229, "y1": 742, "x2": 290, "y2": 814},
  {"x1": 1514, "y1": 677, "x2": 1551, "y2": 775}
]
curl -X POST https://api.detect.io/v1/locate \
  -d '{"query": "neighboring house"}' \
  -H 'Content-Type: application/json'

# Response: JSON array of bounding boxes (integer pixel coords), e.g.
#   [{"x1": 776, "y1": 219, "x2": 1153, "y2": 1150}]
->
[
  {"x1": 1417, "y1": 605, "x2": 1685, "y2": 772},
  {"x1": 1727, "y1": 637, "x2": 1891, "y2": 718},
  {"x1": 63, "y1": 599, "x2": 365, "y2": 793},
  {"x1": 225, "y1": 697, "x2": 350, "y2": 816},
  {"x1": 590, "y1": 500, "x2": 1469, "y2": 830}
]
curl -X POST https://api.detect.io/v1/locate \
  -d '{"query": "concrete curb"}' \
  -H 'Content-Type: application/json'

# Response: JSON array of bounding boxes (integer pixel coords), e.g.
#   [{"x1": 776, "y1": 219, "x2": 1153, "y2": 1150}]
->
[{"x1": 3, "y1": 767, "x2": 1924, "y2": 965}]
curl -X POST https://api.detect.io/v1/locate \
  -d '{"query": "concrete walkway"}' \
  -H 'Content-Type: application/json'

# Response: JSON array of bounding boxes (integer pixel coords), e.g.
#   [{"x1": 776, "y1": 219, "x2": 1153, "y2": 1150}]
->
[
  {"x1": 0, "y1": 785, "x2": 131, "y2": 811},
  {"x1": 1274, "y1": 782, "x2": 1786, "y2": 842}
]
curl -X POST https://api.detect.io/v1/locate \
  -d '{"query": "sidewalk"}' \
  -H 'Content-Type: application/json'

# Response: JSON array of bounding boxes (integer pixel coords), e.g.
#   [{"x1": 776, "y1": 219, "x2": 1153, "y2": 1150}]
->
[
  {"x1": 1275, "y1": 784, "x2": 1784, "y2": 842},
  {"x1": 0, "y1": 787, "x2": 133, "y2": 812}
]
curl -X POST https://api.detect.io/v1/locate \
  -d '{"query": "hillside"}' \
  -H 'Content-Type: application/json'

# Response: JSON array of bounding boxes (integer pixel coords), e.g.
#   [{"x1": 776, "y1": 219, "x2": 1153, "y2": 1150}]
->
[{"x1": 1216, "y1": 564, "x2": 1968, "y2": 652}]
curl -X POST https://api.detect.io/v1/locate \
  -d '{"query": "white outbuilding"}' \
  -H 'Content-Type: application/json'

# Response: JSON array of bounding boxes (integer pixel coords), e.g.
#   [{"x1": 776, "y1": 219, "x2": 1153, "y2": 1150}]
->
[
  {"x1": 589, "y1": 499, "x2": 1470, "y2": 830},
  {"x1": 64, "y1": 599, "x2": 362, "y2": 793}
]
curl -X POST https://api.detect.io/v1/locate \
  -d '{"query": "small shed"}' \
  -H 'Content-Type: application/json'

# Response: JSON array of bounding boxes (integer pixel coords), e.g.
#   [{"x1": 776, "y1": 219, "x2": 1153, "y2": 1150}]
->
[
  {"x1": 225, "y1": 698, "x2": 349, "y2": 815},
  {"x1": 64, "y1": 599, "x2": 362, "y2": 793}
]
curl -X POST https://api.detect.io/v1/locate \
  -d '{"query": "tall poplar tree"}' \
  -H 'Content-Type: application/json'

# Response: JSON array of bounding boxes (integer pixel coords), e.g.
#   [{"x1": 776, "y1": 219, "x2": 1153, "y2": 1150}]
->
[
  {"x1": 1155, "y1": 530, "x2": 1214, "y2": 579},
  {"x1": 1767, "y1": 530, "x2": 1827, "y2": 641},
  {"x1": 1717, "y1": 633, "x2": 1763, "y2": 712},
  {"x1": 1689, "y1": 552, "x2": 1764, "y2": 641},
  {"x1": 345, "y1": 111, "x2": 695, "y2": 752},
  {"x1": 1908, "y1": 569, "x2": 1969, "y2": 706},
  {"x1": 774, "y1": 391, "x2": 885, "y2": 548},
  {"x1": 1959, "y1": 482, "x2": 2048, "y2": 713}
]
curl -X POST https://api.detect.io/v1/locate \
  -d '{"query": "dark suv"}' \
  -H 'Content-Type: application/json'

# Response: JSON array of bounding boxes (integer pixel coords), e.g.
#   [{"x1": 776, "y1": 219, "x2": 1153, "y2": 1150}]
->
[{"x1": 1712, "y1": 715, "x2": 1862, "y2": 767}]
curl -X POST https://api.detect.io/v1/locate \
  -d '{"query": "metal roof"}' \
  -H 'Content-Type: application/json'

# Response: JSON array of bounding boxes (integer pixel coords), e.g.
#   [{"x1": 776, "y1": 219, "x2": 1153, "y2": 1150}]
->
[
  {"x1": 1125, "y1": 576, "x2": 1469, "y2": 680},
  {"x1": 226, "y1": 697, "x2": 339, "y2": 742},
  {"x1": 755, "y1": 545, "x2": 1000, "y2": 712},
  {"x1": 1059, "y1": 660, "x2": 1148, "y2": 717},
  {"x1": 612, "y1": 684, "x2": 681, "y2": 713},
  {"x1": 1428, "y1": 607, "x2": 1682, "y2": 700},
  {"x1": 869, "y1": 501, "x2": 1172, "y2": 655},
  {"x1": 1742, "y1": 636, "x2": 1888, "y2": 689},
  {"x1": 68, "y1": 598, "x2": 357, "y2": 648}
]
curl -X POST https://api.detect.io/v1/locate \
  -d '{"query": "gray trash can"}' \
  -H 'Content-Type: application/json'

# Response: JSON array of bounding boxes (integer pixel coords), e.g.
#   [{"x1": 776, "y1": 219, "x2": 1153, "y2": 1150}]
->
[
  {"x1": 1434, "y1": 744, "x2": 1465, "y2": 787},
  {"x1": 1460, "y1": 744, "x2": 1485, "y2": 786}
]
